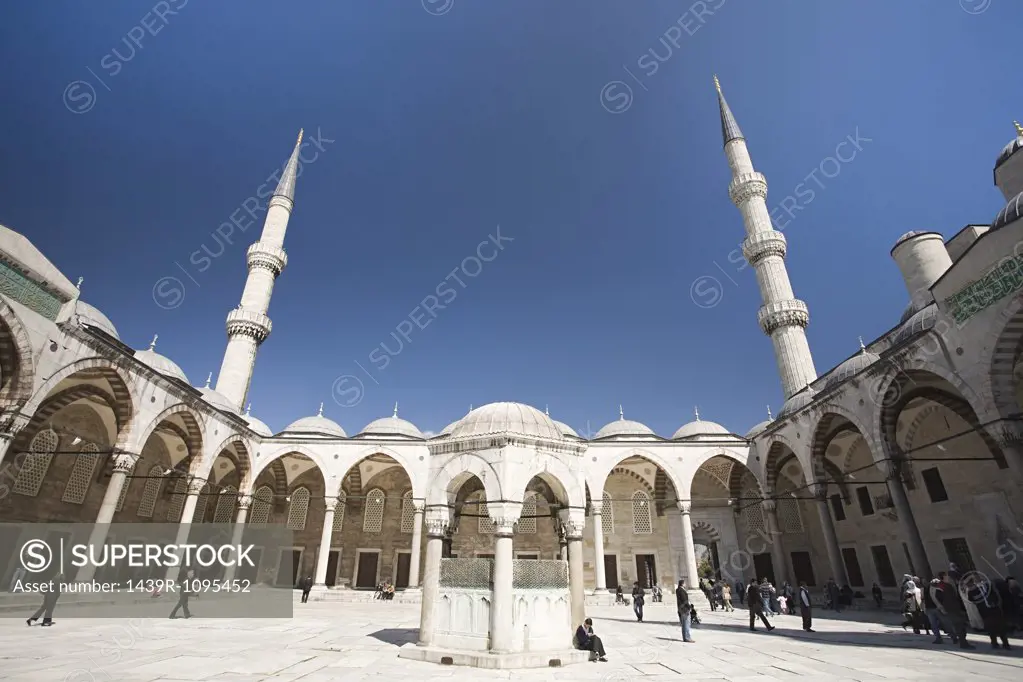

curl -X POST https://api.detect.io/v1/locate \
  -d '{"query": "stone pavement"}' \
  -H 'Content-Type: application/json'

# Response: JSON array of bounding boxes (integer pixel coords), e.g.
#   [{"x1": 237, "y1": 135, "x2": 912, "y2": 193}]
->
[{"x1": 0, "y1": 599, "x2": 1020, "y2": 681}]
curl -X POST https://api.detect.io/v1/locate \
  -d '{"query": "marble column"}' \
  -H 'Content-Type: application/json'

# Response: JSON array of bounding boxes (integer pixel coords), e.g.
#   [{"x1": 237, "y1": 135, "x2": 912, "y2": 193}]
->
[
  {"x1": 590, "y1": 500, "x2": 607, "y2": 591},
  {"x1": 560, "y1": 508, "x2": 587, "y2": 627},
  {"x1": 678, "y1": 501, "x2": 699, "y2": 586},
  {"x1": 812, "y1": 482, "x2": 848, "y2": 585},
  {"x1": 408, "y1": 502, "x2": 425, "y2": 588},
  {"x1": 165, "y1": 476, "x2": 207, "y2": 582},
  {"x1": 76, "y1": 452, "x2": 138, "y2": 582},
  {"x1": 884, "y1": 459, "x2": 932, "y2": 580},
  {"x1": 417, "y1": 508, "x2": 450, "y2": 647},
  {"x1": 762, "y1": 500, "x2": 789, "y2": 585},
  {"x1": 223, "y1": 498, "x2": 251, "y2": 582},
  {"x1": 557, "y1": 524, "x2": 568, "y2": 560},
  {"x1": 488, "y1": 501, "x2": 521, "y2": 654},
  {"x1": 314, "y1": 496, "x2": 337, "y2": 586}
]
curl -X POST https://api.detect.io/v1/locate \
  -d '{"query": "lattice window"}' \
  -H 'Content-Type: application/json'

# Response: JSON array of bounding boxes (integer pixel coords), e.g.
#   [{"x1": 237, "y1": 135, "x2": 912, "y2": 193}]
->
[
  {"x1": 13, "y1": 428, "x2": 58, "y2": 496},
  {"x1": 517, "y1": 493, "x2": 537, "y2": 534},
  {"x1": 249, "y1": 485, "x2": 274, "y2": 525},
  {"x1": 400, "y1": 490, "x2": 415, "y2": 534},
  {"x1": 214, "y1": 487, "x2": 237, "y2": 523},
  {"x1": 287, "y1": 487, "x2": 311, "y2": 530},
  {"x1": 61, "y1": 443, "x2": 100, "y2": 504},
  {"x1": 601, "y1": 491, "x2": 614, "y2": 534},
  {"x1": 632, "y1": 490, "x2": 652, "y2": 534},
  {"x1": 115, "y1": 459, "x2": 138, "y2": 512},
  {"x1": 165, "y1": 477, "x2": 187, "y2": 522},
  {"x1": 472, "y1": 491, "x2": 495, "y2": 534},
  {"x1": 333, "y1": 490, "x2": 346, "y2": 533},
  {"x1": 741, "y1": 487, "x2": 766, "y2": 534},
  {"x1": 191, "y1": 483, "x2": 212, "y2": 523},
  {"x1": 363, "y1": 488, "x2": 385, "y2": 533},
  {"x1": 136, "y1": 465, "x2": 165, "y2": 518},
  {"x1": 777, "y1": 496, "x2": 803, "y2": 533}
]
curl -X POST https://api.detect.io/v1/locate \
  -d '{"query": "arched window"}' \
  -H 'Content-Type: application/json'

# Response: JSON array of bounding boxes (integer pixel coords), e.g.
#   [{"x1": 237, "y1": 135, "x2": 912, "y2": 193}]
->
[
  {"x1": 214, "y1": 487, "x2": 237, "y2": 523},
  {"x1": 777, "y1": 496, "x2": 803, "y2": 534},
  {"x1": 632, "y1": 490, "x2": 652, "y2": 534},
  {"x1": 191, "y1": 483, "x2": 212, "y2": 523},
  {"x1": 13, "y1": 428, "x2": 59, "y2": 496},
  {"x1": 400, "y1": 490, "x2": 415, "y2": 534},
  {"x1": 136, "y1": 465, "x2": 165, "y2": 518},
  {"x1": 363, "y1": 488, "x2": 385, "y2": 533},
  {"x1": 62, "y1": 442, "x2": 100, "y2": 504},
  {"x1": 332, "y1": 490, "x2": 347, "y2": 533},
  {"x1": 165, "y1": 477, "x2": 187, "y2": 522},
  {"x1": 517, "y1": 493, "x2": 537, "y2": 534},
  {"x1": 286, "y1": 487, "x2": 311, "y2": 530},
  {"x1": 115, "y1": 459, "x2": 139, "y2": 513},
  {"x1": 249, "y1": 485, "x2": 274, "y2": 525},
  {"x1": 601, "y1": 491, "x2": 614, "y2": 535},
  {"x1": 741, "y1": 487, "x2": 766, "y2": 535}
]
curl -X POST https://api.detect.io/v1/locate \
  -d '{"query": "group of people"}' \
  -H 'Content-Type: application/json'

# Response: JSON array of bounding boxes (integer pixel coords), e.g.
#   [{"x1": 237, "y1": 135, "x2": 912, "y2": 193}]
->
[
  {"x1": 375, "y1": 582, "x2": 396, "y2": 600},
  {"x1": 900, "y1": 571, "x2": 1021, "y2": 650}
]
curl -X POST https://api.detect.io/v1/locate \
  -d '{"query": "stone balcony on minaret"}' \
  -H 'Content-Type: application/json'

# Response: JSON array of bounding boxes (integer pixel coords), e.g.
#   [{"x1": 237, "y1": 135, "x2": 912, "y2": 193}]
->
[
  {"x1": 226, "y1": 308, "x2": 272, "y2": 343},
  {"x1": 246, "y1": 242, "x2": 288, "y2": 277},
  {"x1": 727, "y1": 171, "x2": 768, "y2": 207},
  {"x1": 742, "y1": 230, "x2": 787, "y2": 266},
  {"x1": 757, "y1": 299, "x2": 810, "y2": 336}
]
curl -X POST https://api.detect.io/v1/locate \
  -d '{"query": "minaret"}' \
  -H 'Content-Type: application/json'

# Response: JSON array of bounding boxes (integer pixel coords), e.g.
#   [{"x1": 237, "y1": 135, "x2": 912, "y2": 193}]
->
[
  {"x1": 716, "y1": 77, "x2": 817, "y2": 399},
  {"x1": 215, "y1": 130, "x2": 303, "y2": 409}
]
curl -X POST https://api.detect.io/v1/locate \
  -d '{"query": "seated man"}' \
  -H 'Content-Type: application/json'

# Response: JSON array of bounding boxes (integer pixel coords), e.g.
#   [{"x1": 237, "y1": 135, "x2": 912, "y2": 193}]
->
[{"x1": 574, "y1": 618, "x2": 607, "y2": 662}]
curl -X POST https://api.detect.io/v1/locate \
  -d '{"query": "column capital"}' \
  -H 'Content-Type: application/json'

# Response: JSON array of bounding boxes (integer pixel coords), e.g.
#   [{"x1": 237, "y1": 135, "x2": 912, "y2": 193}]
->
[
  {"x1": 322, "y1": 496, "x2": 338, "y2": 512},
  {"x1": 676, "y1": 500, "x2": 692, "y2": 515},
  {"x1": 557, "y1": 508, "x2": 587, "y2": 539},
  {"x1": 412, "y1": 500, "x2": 426, "y2": 514},
  {"x1": 185, "y1": 476, "x2": 207, "y2": 495},
  {"x1": 0, "y1": 409, "x2": 31, "y2": 436},
  {"x1": 235, "y1": 497, "x2": 252, "y2": 511},
  {"x1": 811, "y1": 482, "x2": 829, "y2": 501},
  {"x1": 487, "y1": 501, "x2": 522, "y2": 535},
  {"x1": 424, "y1": 506, "x2": 452, "y2": 536},
  {"x1": 588, "y1": 500, "x2": 604, "y2": 516},
  {"x1": 761, "y1": 499, "x2": 777, "y2": 513},
  {"x1": 111, "y1": 452, "x2": 141, "y2": 474}
]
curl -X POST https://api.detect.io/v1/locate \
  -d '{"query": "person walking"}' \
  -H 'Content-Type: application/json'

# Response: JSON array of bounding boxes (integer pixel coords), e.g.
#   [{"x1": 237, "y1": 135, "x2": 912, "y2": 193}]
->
[
  {"x1": 747, "y1": 579, "x2": 774, "y2": 632},
  {"x1": 721, "y1": 582, "x2": 734, "y2": 612},
  {"x1": 676, "y1": 578, "x2": 695, "y2": 643},
  {"x1": 924, "y1": 577, "x2": 954, "y2": 645},
  {"x1": 759, "y1": 578, "x2": 775, "y2": 616},
  {"x1": 872, "y1": 583, "x2": 883, "y2": 609},
  {"x1": 300, "y1": 575, "x2": 313, "y2": 603},
  {"x1": 976, "y1": 580, "x2": 1011, "y2": 650},
  {"x1": 169, "y1": 569, "x2": 195, "y2": 619},
  {"x1": 901, "y1": 580, "x2": 924, "y2": 634},
  {"x1": 735, "y1": 579, "x2": 745, "y2": 606},
  {"x1": 631, "y1": 581, "x2": 645, "y2": 622},
  {"x1": 799, "y1": 581, "x2": 814, "y2": 632},
  {"x1": 934, "y1": 571, "x2": 973, "y2": 649},
  {"x1": 26, "y1": 572, "x2": 64, "y2": 626},
  {"x1": 827, "y1": 578, "x2": 842, "y2": 613}
]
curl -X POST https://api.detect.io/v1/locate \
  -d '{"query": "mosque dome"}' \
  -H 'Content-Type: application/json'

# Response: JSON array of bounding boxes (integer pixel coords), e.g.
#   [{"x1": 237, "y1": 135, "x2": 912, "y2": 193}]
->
[
  {"x1": 992, "y1": 191, "x2": 1023, "y2": 231},
  {"x1": 553, "y1": 420, "x2": 581, "y2": 439},
  {"x1": 280, "y1": 404, "x2": 347, "y2": 438},
  {"x1": 243, "y1": 405, "x2": 273, "y2": 438},
  {"x1": 672, "y1": 413, "x2": 731, "y2": 440},
  {"x1": 893, "y1": 303, "x2": 938, "y2": 346},
  {"x1": 778, "y1": 387, "x2": 816, "y2": 418},
  {"x1": 450, "y1": 402, "x2": 564, "y2": 440},
  {"x1": 595, "y1": 408, "x2": 656, "y2": 439},
  {"x1": 824, "y1": 343, "x2": 880, "y2": 389},
  {"x1": 995, "y1": 126, "x2": 1023, "y2": 169},
  {"x1": 745, "y1": 420, "x2": 772, "y2": 439},
  {"x1": 439, "y1": 419, "x2": 460, "y2": 436},
  {"x1": 358, "y1": 405, "x2": 424, "y2": 439},
  {"x1": 199, "y1": 387, "x2": 237, "y2": 413},
  {"x1": 134, "y1": 336, "x2": 189, "y2": 384},
  {"x1": 74, "y1": 300, "x2": 119, "y2": 339}
]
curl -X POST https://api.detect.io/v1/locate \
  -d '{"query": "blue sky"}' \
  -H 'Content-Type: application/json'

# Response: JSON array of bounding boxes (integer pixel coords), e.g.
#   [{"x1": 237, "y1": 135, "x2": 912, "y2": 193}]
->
[{"x1": 0, "y1": 0, "x2": 1018, "y2": 437}]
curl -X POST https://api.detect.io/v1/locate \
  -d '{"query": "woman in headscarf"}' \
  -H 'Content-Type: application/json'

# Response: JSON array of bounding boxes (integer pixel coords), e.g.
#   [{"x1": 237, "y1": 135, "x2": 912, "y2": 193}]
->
[{"x1": 901, "y1": 580, "x2": 924, "y2": 634}]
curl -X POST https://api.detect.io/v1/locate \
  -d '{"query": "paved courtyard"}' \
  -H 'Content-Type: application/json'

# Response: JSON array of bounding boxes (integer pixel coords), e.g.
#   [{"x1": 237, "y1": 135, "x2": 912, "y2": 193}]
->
[{"x1": 0, "y1": 599, "x2": 1020, "y2": 681}]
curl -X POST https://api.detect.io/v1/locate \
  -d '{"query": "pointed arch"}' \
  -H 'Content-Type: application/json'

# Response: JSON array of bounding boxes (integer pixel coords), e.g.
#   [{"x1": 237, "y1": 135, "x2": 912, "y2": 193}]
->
[
  {"x1": 0, "y1": 298, "x2": 36, "y2": 406},
  {"x1": 427, "y1": 452, "x2": 503, "y2": 507},
  {"x1": 133, "y1": 404, "x2": 204, "y2": 466}
]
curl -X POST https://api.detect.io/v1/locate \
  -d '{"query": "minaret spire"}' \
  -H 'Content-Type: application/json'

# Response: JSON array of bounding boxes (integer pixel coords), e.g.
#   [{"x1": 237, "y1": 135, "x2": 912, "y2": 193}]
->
[
  {"x1": 148, "y1": 334, "x2": 158, "y2": 351},
  {"x1": 694, "y1": 406, "x2": 700, "y2": 421},
  {"x1": 393, "y1": 401, "x2": 399, "y2": 418},
  {"x1": 204, "y1": 372, "x2": 212, "y2": 388},
  {"x1": 318, "y1": 402, "x2": 324, "y2": 417},
  {"x1": 716, "y1": 79, "x2": 817, "y2": 399},
  {"x1": 766, "y1": 405, "x2": 773, "y2": 420},
  {"x1": 619, "y1": 404, "x2": 624, "y2": 420},
  {"x1": 215, "y1": 131, "x2": 302, "y2": 410}
]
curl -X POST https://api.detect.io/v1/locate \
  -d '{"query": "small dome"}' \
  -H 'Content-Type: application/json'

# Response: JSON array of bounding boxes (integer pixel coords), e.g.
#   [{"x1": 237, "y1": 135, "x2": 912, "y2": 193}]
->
[
  {"x1": 992, "y1": 191, "x2": 1023, "y2": 231},
  {"x1": 358, "y1": 409, "x2": 424, "y2": 439},
  {"x1": 673, "y1": 419, "x2": 730, "y2": 440},
  {"x1": 280, "y1": 407, "x2": 347, "y2": 439},
  {"x1": 451, "y1": 402, "x2": 563, "y2": 440},
  {"x1": 893, "y1": 303, "x2": 938, "y2": 346},
  {"x1": 595, "y1": 408, "x2": 656, "y2": 439},
  {"x1": 73, "y1": 300, "x2": 118, "y2": 339},
  {"x1": 198, "y1": 386, "x2": 237, "y2": 413},
  {"x1": 824, "y1": 346, "x2": 880, "y2": 389},
  {"x1": 552, "y1": 420, "x2": 581, "y2": 439},
  {"x1": 243, "y1": 406, "x2": 273, "y2": 437},
  {"x1": 134, "y1": 341, "x2": 189, "y2": 384},
  {"x1": 779, "y1": 387, "x2": 816, "y2": 418},
  {"x1": 892, "y1": 231, "x2": 927, "y2": 249},
  {"x1": 996, "y1": 131, "x2": 1023, "y2": 169},
  {"x1": 439, "y1": 419, "x2": 460, "y2": 436},
  {"x1": 745, "y1": 421, "x2": 772, "y2": 439}
]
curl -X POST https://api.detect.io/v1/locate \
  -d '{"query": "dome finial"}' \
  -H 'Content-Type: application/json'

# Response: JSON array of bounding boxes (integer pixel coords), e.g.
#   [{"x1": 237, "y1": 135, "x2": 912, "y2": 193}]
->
[
  {"x1": 318, "y1": 402, "x2": 324, "y2": 417},
  {"x1": 545, "y1": 404, "x2": 549, "y2": 416},
  {"x1": 76, "y1": 276, "x2": 84, "y2": 290},
  {"x1": 858, "y1": 336, "x2": 866, "y2": 352},
  {"x1": 767, "y1": 405, "x2": 773, "y2": 420},
  {"x1": 393, "y1": 401, "x2": 399, "y2": 418},
  {"x1": 148, "y1": 334, "x2": 158, "y2": 351},
  {"x1": 1015, "y1": 121, "x2": 1023, "y2": 136},
  {"x1": 204, "y1": 372, "x2": 212, "y2": 388},
  {"x1": 468, "y1": 404, "x2": 473, "y2": 414},
  {"x1": 619, "y1": 404, "x2": 624, "y2": 420},
  {"x1": 694, "y1": 405, "x2": 700, "y2": 421},
  {"x1": 245, "y1": 403, "x2": 252, "y2": 416}
]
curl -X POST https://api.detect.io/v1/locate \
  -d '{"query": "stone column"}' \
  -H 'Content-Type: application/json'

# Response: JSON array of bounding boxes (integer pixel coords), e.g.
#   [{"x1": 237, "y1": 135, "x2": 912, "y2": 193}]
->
[
  {"x1": 559, "y1": 508, "x2": 587, "y2": 627},
  {"x1": 314, "y1": 496, "x2": 337, "y2": 587},
  {"x1": 408, "y1": 501, "x2": 425, "y2": 588},
  {"x1": 884, "y1": 459, "x2": 932, "y2": 580},
  {"x1": 488, "y1": 501, "x2": 522, "y2": 654},
  {"x1": 557, "y1": 524, "x2": 568, "y2": 560},
  {"x1": 76, "y1": 452, "x2": 139, "y2": 582},
  {"x1": 0, "y1": 413, "x2": 28, "y2": 469},
  {"x1": 762, "y1": 500, "x2": 789, "y2": 585},
  {"x1": 166, "y1": 476, "x2": 207, "y2": 582},
  {"x1": 812, "y1": 482, "x2": 848, "y2": 585},
  {"x1": 678, "y1": 501, "x2": 700, "y2": 586},
  {"x1": 590, "y1": 500, "x2": 607, "y2": 591},
  {"x1": 223, "y1": 498, "x2": 251, "y2": 582},
  {"x1": 417, "y1": 508, "x2": 450, "y2": 647}
]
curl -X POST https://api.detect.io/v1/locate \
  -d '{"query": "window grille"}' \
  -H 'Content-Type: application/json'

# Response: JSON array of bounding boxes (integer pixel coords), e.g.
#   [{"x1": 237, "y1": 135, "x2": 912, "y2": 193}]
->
[
  {"x1": 136, "y1": 465, "x2": 165, "y2": 518},
  {"x1": 517, "y1": 493, "x2": 537, "y2": 534},
  {"x1": 632, "y1": 490, "x2": 652, "y2": 534},
  {"x1": 777, "y1": 496, "x2": 803, "y2": 533},
  {"x1": 741, "y1": 488, "x2": 765, "y2": 534},
  {"x1": 400, "y1": 490, "x2": 415, "y2": 534},
  {"x1": 249, "y1": 486, "x2": 274, "y2": 525},
  {"x1": 61, "y1": 443, "x2": 100, "y2": 504},
  {"x1": 363, "y1": 488, "x2": 385, "y2": 533},
  {"x1": 13, "y1": 428, "x2": 58, "y2": 496},
  {"x1": 191, "y1": 483, "x2": 212, "y2": 522},
  {"x1": 473, "y1": 491, "x2": 495, "y2": 534},
  {"x1": 286, "y1": 487, "x2": 311, "y2": 530},
  {"x1": 165, "y1": 477, "x2": 187, "y2": 522},
  {"x1": 333, "y1": 490, "x2": 346, "y2": 533},
  {"x1": 214, "y1": 486, "x2": 237, "y2": 523},
  {"x1": 601, "y1": 491, "x2": 614, "y2": 534}
]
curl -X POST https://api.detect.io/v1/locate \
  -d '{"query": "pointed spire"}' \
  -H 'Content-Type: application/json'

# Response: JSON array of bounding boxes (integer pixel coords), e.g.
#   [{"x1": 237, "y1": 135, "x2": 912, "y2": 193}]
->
[
  {"x1": 619, "y1": 404, "x2": 624, "y2": 420},
  {"x1": 204, "y1": 372, "x2": 212, "y2": 388},
  {"x1": 694, "y1": 405, "x2": 701, "y2": 421},
  {"x1": 713, "y1": 75, "x2": 744, "y2": 147},
  {"x1": 272, "y1": 129, "x2": 304, "y2": 203},
  {"x1": 468, "y1": 404, "x2": 473, "y2": 414},
  {"x1": 245, "y1": 403, "x2": 252, "y2": 416},
  {"x1": 858, "y1": 336, "x2": 866, "y2": 352},
  {"x1": 767, "y1": 405, "x2": 773, "y2": 420},
  {"x1": 317, "y1": 402, "x2": 324, "y2": 417},
  {"x1": 545, "y1": 405, "x2": 550, "y2": 416},
  {"x1": 393, "y1": 401, "x2": 399, "y2": 418},
  {"x1": 148, "y1": 334, "x2": 158, "y2": 351},
  {"x1": 76, "y1": 276, "x2": 84, "y2": 290},
  {"x1": 1015, "y1": 121, "x2": 1023, "y2": 137}
]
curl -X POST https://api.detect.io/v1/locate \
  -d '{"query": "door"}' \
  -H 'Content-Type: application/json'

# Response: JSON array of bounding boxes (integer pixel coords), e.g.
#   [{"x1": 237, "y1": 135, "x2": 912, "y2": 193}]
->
[
  {"x1": 604, "y1": 556, "x2": 619, "y2": 590},
  {"x1": 753, "y1": 553, "x2": 775, "y2": 584},
  {"x1": 325, "y1": 550, "x2": 340, "y2": 587},
  {"x1": 709, "y1": 543, "x2": 721, "y2": 578},
  {"x1": 870, "y1": 545, "x2": 896, "y2": 587},
  {"x1": 356, "y1": 551, "x2": 379, "y2": 589},
  {"x1": 790, "y1": 551, "x2": 816, "y2": 587},
  {"x1": 239, "y1": 548, "x2": 263, "y2": 583},
  {"x1": 275, "y1": 550, "x2": 301, "y2": 587},
  {"x1": 635, "y1": 554, "x2": 656, "y2": 589},
  {"x1": 394, "y1": 553, "x2": 411, "y2": 588},
  {"x1": 841, "y1": 547, "x2": 864, "y2": 587}
]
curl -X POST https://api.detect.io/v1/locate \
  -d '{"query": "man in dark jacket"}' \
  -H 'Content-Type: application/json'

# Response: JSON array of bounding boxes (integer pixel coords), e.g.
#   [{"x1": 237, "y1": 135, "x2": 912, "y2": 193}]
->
[
  {"x1": 676, "y1": 578, "x2": 694, "y2": 643},
  {"x1": 747, "y1": 579, "x2": 774, "y2": 632},
  {"x1": 26, "y1": 572, "x2": 64, "y2": 626},
  {"x1": 631, "y1": 582, "x2": 645, "y2": 622},
  {"x1": 735, "y1": 579, "x2": 745, "y2": 606},
  {"x1": 574, "y1": 617, "x2": 607, "y2": 661},
  {"x1": 934, "y1": 572, "x2": 973, "y2": 649},
  {"x1": 300, "y1": 575, "x2": 314, "y2": 603},
  {"x1": 170, "y1": 569, "x2": 195, "y2": 619},
  {"x1": 798, "y1": 581, "x2": 814, "y2": 632}
]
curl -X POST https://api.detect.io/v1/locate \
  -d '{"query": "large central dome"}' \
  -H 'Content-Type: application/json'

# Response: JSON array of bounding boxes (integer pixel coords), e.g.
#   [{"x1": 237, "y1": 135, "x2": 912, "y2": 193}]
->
[{"x1": 450, "y1": 402, "x2": 564, "y2": 440}]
